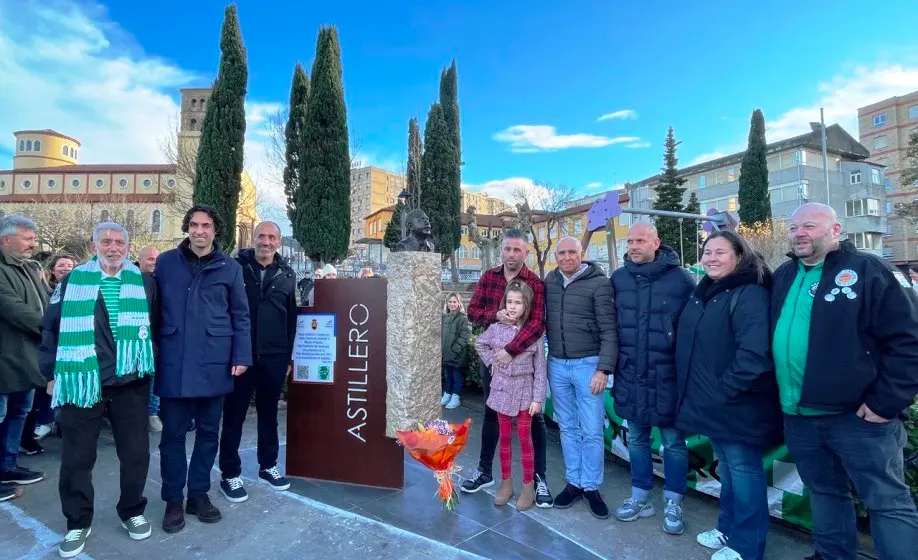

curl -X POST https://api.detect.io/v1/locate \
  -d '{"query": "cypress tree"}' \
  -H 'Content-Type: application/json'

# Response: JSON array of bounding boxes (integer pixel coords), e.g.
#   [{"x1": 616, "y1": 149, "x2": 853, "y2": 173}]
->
[
  {"x1": 682, "y1": 191, "x2": 701, "y2": 264},
  {"x1": 193, "y1": 4, "x2": 248, "y2": 250},
  {"x1": 284, "y1": 63, "x2": 309, "y2": 243},
  {"x1": 383, "y1": 202, "x2": 405, "y2": 250},
  {"x1": 652, "y1": 127, "x2": 687, "y2": 252},
  {"x1": 407, "y1": 118, "x2": 422, "y2": 209},
  {"x1": 438, "y1": 62, "x2": 462, "y2": 278},
  {"x1": 420, "y1": 103, "x2": 460, "y2": 261},
  {"x1": 297, "y1": 26, "x2": 351, "y2": 266},
  {"x1": 738, "y1": 109, "x2": 772, "y2": 225}
]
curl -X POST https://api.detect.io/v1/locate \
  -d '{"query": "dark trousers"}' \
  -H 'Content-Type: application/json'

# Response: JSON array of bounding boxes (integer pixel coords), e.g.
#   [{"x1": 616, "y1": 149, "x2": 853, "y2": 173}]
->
[
  {"x1": 21, "y1": 390, "x2": 53, "y2": 447},
  {"x1": 477, "y1": 362, "x2": 547, "y2": 479},
  {"x1": 58, "y1": 380, "x2": 150, "y2": 530},
  {"x1": 159, "y1": 395, "x2": 224, "y2": 502},
  {"x1": 443, "y1": 365, "x2": 464, "y2": 395},
  {"x1": 785, "y1": 413, "x2": 918, "y2": 560},
  {"x1": 0, "y1": 390, "x2": 33, "y2": 472},
  {"x1": 219, "y1": 355, "x2": 288, "y2": 479}
]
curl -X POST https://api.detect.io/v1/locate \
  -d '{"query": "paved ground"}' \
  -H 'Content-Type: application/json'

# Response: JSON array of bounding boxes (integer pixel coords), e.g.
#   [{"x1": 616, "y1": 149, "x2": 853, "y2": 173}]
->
[{"x1": 1, "y1": 393, "x2": 847, "y2": 559}]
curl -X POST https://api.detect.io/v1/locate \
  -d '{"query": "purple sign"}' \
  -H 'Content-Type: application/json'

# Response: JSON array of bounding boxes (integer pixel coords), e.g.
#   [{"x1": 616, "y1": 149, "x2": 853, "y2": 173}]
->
[{"x1": 586, "y1": 192, "x2": 624, "y2": 232}]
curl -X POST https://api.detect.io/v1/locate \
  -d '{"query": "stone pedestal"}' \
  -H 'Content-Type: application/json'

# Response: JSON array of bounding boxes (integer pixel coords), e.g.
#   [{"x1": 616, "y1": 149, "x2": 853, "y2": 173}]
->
[{"x1": 385, "y1": 252, "x2": 442, "y2": 438}]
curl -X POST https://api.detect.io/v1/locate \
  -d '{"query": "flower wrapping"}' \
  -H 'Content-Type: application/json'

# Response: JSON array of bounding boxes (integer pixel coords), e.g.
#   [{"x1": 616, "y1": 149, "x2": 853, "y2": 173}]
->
[{"x1": 396, "y1": 418, "x2": 472, "y2": 510}]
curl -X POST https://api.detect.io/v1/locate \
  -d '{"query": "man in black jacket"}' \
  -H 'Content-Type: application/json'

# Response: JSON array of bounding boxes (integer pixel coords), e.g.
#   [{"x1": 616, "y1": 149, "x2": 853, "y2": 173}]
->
[
  {"x1": 218, "y1": 221, "x2": 297, "y2": 502},
  {"x1": 544, "y1": 237, "x2": 617, "y2": 519},
  {"x1": 610, "y1": 223, "x2": 695, "y2": 535},
  {"x1": 39, "y1": 222, "x2": 159, "y2": 558},
  {"x1": 772, "y1": 203, "x2": 918, "y2": 560}
]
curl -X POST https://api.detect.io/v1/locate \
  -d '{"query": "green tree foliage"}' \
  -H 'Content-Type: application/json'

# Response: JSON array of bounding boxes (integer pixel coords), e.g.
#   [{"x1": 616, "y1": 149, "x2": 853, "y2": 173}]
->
[
  {"x1": 407, "y1": 118, "x2": 422, "y2": 209},
  {"x1": 296, "y1": 26, "x2": 351, "y2": 265},
  {"x1": 383, "y1": 202, "x2": 405, "y2": 250},
  {"x1": 420, "y1": 103, "x2": 460, "y2": 260},
  {"x1": 438, "y1": 62, "x2": 462, "y2": 279},
  {"x1": 682, "y1": 191, "x2": 701, "y2": 264},
  {"x1": 652, "y1": 127, "x2": 687, "y2": 253},
  {"x1": 284, "y1": 63, "x2": 309, "y2": 244},
  {"x1": 737, "y1": 109, "x2": 772, "y2": 225},
  {"x1": 192, "y1": 4, "x2": 248, "y2": 250}
]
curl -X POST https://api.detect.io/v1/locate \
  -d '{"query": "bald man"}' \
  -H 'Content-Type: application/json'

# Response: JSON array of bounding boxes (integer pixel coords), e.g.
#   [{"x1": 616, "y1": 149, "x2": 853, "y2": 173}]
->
[
  {"x1": 772, "y1": 203, "x2": 918, "y2": 560},
  {"x1": 610, "y1": 222, "x2": 694, "y2": 534},
  {"x1": 219, "y1": 222, "x2": 297, "y2": 502}
]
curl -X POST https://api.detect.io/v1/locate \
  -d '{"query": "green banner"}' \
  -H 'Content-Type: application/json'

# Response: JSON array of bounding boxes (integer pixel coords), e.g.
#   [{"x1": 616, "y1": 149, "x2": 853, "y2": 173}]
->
[{"x1": 544, "y1": 390, "x2": 813, "y2": 529}]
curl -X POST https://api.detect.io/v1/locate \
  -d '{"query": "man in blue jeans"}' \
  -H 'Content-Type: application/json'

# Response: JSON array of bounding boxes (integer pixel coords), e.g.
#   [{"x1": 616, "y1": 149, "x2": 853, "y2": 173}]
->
[
  {"x1": 772, "y1": 204, "x2": 918, "y2": 560},
  {"x1": 138, "y1": 246, "x2": 162, "y2": 433},
  {"x1": 610, "y1": 223, "x2": 695, "y2": 535},
  {"x1": 544, "y1": 237, "x2": 617, "y2": 519}
]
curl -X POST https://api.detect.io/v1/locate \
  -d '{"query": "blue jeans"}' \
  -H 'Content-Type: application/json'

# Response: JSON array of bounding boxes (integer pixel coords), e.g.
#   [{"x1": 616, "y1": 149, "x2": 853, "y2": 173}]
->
[
  {"x1": 148, "y1": 384, "x2": 159, "y2": 416},
  {"x1": 548, "y1": 356, "x2": 605, "y2": 491},
  {"x1": 785, "y1": 413, "x2": 918, "y2": 560},
  {"x1": 0, "y1": 390, "x2": 35, "y2": 471},
  {"x1": 442, "y1": 365, "x2": 464, "y2": 396},
  {"x1": 710, "y1": 440, "x2": 769, "y2": 560},
  {"x1": 626, "y1": 421, "x2": 688, "y2": 501}
]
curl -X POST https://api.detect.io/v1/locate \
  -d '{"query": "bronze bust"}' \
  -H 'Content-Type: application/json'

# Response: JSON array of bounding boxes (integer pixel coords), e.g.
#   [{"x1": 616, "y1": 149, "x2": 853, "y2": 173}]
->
[{"x1": 394, "y1": 209, "x2": 436, "y2": 252}]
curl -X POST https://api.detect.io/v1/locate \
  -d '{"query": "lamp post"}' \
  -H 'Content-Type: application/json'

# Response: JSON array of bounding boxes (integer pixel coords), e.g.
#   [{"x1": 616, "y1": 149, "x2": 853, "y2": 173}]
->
[{"x1": 397, "y1": 189, "x2": 411, "y2": 239}]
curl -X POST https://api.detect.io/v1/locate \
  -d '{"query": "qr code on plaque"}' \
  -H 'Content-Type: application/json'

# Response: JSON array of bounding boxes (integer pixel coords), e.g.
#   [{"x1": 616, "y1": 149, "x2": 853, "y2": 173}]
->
[{"x1": 296, "y1": 365, "x2": 309, "y2": 381}]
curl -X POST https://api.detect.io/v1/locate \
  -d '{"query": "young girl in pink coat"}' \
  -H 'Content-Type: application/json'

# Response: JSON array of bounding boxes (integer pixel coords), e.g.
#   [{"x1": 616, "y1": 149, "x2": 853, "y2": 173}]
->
[{"x1": 475, "y1": 280, "x2": 547, "y2": 510}]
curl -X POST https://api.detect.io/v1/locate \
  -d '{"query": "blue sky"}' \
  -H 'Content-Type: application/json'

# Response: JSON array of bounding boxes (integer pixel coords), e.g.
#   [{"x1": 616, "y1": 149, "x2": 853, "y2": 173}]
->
[{"x1": 2, "y1": 0, "x2": 917, "y2": 223}]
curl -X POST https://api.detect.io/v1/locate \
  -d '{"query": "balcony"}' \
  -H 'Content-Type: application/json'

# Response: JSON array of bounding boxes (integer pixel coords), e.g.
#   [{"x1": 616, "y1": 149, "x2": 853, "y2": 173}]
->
[
  {"x1": 844, "y1": 215, "x2": 886, "y2": 234},
  {"x1": 847, "y1": 183, "x2": 886, "y2": 201}
]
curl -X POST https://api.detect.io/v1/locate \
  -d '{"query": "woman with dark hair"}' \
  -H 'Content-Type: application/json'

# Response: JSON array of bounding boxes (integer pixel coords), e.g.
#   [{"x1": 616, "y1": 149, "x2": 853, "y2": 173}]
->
[
  {"x1": 47, "y1": 253, "x2": 76, "y2": 289},
  {"x1": 674, "y1": 230, "x2": 782, "y2": 560}
]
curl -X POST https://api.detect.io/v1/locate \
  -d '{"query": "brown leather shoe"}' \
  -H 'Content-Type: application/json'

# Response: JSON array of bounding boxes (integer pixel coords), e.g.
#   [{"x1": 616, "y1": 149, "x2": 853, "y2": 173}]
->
[
  {"x1": 162, "y1": 500, "x2": 185, "y2": 533},
  {"x1": 517, "y1": 481, "x2": 535, "y2": 511},
  {"x1": 186, "y1": 494, "x2": 222, "y2": 523},
  {"x1": 494, "y1": 478, "x2": 514, "y2": 507}
]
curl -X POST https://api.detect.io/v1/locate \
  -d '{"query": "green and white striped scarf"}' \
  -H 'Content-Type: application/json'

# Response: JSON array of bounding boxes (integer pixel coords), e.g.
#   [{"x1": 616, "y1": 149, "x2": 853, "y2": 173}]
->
[{"x1": 51, "y1": 257, "x2": 154, "y2": 408}]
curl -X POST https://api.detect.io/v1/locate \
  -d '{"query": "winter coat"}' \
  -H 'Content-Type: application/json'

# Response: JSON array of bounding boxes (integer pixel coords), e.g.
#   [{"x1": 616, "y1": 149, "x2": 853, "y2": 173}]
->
[
  {"x1": 544, "y1": 261, "x2": 618, "y2": 372},
  {"x1": 476, "y1": 323, "x2": 548, "y2": 417},
  {"x1": 0, "y1": 251, "x2": 49, "y2": 393},
  {"x1": 441, "y1": 312, "x2": 470, "y2": 367},
  {"x1": 674, "y1": 265, "x2": 783, "y2": 448},
  {"x1": 236, "y1": 249, "x2": 298, "y2": 358},
  {"x1": 153, "y1": 240, "x2": 252, "y2": 398},
  {"x1": 610, "y1": 246, "x2": 695, "y2": 426},
  {"x1": 39, "y1": 273, "x2": 159, "y2": 387}
]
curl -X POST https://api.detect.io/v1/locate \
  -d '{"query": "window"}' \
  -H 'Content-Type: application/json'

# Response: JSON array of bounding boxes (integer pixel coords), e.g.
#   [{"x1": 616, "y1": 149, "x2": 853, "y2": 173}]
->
[
  {"x1": 19, "y1": 140, "x2": 24, "y2": 151},
  {"x1": 71, "y1": 178, "x2": 81, "y2": 189},
  {"x1": 26, "y1": 140, "x2": 32, "y2": 151},
  {"x1": 910, "y1": 105, "x2": 918, "y2": 120},
  {"x1": 200, "y1": 99, "x2": 205, "y2": 111},
  {"x1": 845, "y1": 198, "x2": 880, "y2": 217},
  {"x1": 457, "y1": 245, "x2": 469, "y2": 259},
  {"x1": 0, "y1": 180, "x2": 5, "y2": 190},
  {"x1": 126, "y1": 210, "x2": 136, "y2": 229},
  {"x1": 848, "y1": 232, "x2": 880, "y2": 251},
  {"x1": 22, "y1": 179, "x2": 32, "y2": 190},
  {"x1": 190, "y1": 119, "x2": 197, "y2": 130},
  {"x1": 34, "y1": 140, "x2": 41, "y2": 151},
  {"x1": 460, "y1": 226, "x2": 467, "y2": 236},
  {"x1": 100, "y1": 210, "x2": 110, "y2": 222},
  {"x1": 62, "y1": 146, "x2": 67, "y2": 156},
  {"x1": 191, "y1": 99, "x2": 197, "y2": 110},
  {"x1": 874, "y1": 135, "x2": 887, "y2": 150},
  {"x1": 699, "y1": 175, "x2": 706, "y2": 188},
  {"x1": 538, "y1": 228, "x2": 545, "y2": 241},
  {"x1": 166, "y1": 178, "x2": 176, "y2": 189},
  {"x1": 794, "y1": 150, "x2": 807, "y2": 165},
  {"x1": 728, "y1": 198, "x2": 737, "y2": 212},
  {"x1": 873, "y1": 113, "x2": 887, "y2": 127},
  {"x1": 871, "y1": 168, "x2": 880, "y2": 184},
  {"x1": 850, "y1": 170, "x2": 862, "y2": 185},
  {"x1": 74, "y1": 150, "x2": 78, "y2": 159},
  {"x1": 574, "y1": 220, "x2": 583, "y2": 235},
  {"x1": 727, "y1": 167, "x2": 735, "y2": 181},
  {"x1": 95, "y1": 178, "x2": 105, "y2": 189},
  {"x1": 470, "y1": 246, "x2": 481, "y2": 259},
  {"x1": 119, "y1": 178, "x2": 128, "y2": 188},
  {"x1": 47, "y1": 178, "x2": 56, "y2": 189},
  {"x1": 142, "y1": 178, "x2": 153, "y2": 189}
]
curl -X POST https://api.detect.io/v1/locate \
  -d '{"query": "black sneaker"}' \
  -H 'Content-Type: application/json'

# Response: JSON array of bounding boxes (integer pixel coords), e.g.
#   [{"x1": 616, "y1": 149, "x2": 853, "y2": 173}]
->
[
  {"x1": 584, "y1": 490, "x2": 610, "y2": 519},
  {"x1": 0, "y1": 466, "x2": 45, "y2": 485},
  {"x1": 534, "y1": 474, "x2": 553, "y2": 508},
  {"x1": 459, "y1": 470, "x2": 494, "y2": 494},
  {"x1": 552, "y1": 484, "x2": 583, "y2": 509},
  {"x1": 219, "y1": 477, "x2": 248, "y2": 503},
  {"x1": 259, "y1": 466, "x2": 291, "y2": 491},
  {"x1": 186, "y1": 494, "x2": 221, "y2": 523},
  {"x1": 162, "y1": 500, "x2": 185, "y2": 534},
  {"x1": 19, "y1": 439, "x2": 44, "y2": 456}
]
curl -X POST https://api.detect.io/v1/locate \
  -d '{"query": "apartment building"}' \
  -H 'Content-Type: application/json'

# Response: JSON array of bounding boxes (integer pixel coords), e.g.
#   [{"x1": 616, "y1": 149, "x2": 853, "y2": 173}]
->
[
  {"x1": 349, "y1": 166, "x2": 406, "y2": 247},
  {"x1": 858, "y1": 90, "x2": 918, "y2": 264},
  {"x1": 628, "y1": 124, "x2": 889, "y2": 257}
]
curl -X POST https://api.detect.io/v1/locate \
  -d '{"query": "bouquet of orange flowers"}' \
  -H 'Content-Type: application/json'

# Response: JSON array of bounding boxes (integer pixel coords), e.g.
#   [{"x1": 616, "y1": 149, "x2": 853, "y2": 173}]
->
[{"x1": 396, "y1": 418, "x2": 472, "y2": 510}]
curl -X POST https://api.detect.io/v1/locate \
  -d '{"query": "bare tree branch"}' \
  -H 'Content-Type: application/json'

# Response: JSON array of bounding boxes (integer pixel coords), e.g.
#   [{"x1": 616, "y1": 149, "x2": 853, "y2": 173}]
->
[{"x1": 512, "y1": 181, "x2": 577, "y2": 277}]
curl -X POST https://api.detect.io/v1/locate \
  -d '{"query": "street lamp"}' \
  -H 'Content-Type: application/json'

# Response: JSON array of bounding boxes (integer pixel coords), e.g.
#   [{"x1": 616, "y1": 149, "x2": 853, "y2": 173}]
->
[{"x1": 398, "y1": 189, "x2": 412, "y2": 238}]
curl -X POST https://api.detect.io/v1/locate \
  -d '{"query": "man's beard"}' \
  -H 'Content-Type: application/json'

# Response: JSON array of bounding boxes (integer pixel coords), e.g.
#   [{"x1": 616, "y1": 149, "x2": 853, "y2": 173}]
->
[{"x1": 98, "y1": 254, "x2": 124, "y2": 269}]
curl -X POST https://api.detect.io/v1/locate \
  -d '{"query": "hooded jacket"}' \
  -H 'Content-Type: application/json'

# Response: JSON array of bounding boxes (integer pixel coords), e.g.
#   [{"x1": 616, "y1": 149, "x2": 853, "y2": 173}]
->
[{"x1": 236, "y1": 248, "x2": 298, "y2": 358}]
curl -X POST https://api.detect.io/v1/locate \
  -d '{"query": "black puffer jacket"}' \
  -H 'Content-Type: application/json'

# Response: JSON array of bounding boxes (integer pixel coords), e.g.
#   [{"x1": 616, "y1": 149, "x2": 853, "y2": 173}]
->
[
  {"x1": 236, "y1": 249, "x2": 298, "y2": 358},
  {"x1": 610, "y1": 246, "x2": 695, "y2": 426},
  {"x1": 544, "y1": 261, "x2": 618, "y2": 372},
  {"x1": 674, "y1": 264, "x2": 782, "y2": 448},
  {"x1": 441, "y1": 312, "x2": 470, "y2": 367}
]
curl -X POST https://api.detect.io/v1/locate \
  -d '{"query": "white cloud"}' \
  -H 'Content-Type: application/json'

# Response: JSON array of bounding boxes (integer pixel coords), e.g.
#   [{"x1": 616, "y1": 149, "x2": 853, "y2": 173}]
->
[
  {"x1": 625, "y1": 141, "x2": 652, "y2": 149},
  {"x1": 687, "y1": 151, "x2": 729, "y2": 166},
  {"x1": 493, "y1": 125, "x2": 641, "y2": 153},
  {"x1": 585, "y1": 182, "x2": 603, "y2": 190},
  {"x1": 597, "y1": 109, "x2": 638, "y2": 122},
  {"x1": 462, "y1": 177, "x2": 538, "y2": 206},
  {"x1": 767, "y1": 64, "x2": 918, "y2": 141}
]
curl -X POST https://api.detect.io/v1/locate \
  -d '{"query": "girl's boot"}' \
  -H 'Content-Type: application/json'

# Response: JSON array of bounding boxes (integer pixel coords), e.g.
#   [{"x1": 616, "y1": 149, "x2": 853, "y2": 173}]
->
[
  {"x1": 494, "y1": 478, "x2": 514, "y2": 506},
  {"x1": 517, "y1": 481, "x2": 535, "y2": 511}
]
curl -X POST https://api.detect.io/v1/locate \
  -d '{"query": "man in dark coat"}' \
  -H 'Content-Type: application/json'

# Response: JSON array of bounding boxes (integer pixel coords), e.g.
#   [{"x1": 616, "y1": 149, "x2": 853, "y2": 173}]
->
[
  {"x1": 153, "y1": 205, "x2": 251, "y2": 534},
  {"x1": 218, "y1": 221, "x2": 297, "y2": 503},
  {"x1": 544, "y1": 237, "x2": 617, "y2": 519},
  {"x1": 610, "y1": 222, "x2": 694, "y2": 535},
  {"x1": 0, "y1": 215, "x2": 48, "y2": 502}
]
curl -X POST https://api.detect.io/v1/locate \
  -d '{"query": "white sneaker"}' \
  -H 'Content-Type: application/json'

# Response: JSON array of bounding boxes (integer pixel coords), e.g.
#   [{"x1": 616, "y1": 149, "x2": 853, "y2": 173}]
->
[
  {"x1": 697, "y1": 528, "x2": 728, "y2": 550},
  {"x1": 34, "y1": 424, "x2": 52, "y2": 440},
  {"x1": 148, "y1": 416, "x2": 163, "y2": 433},
  {"x1": 711, "y1": 547, "x2": 743, "y2": 560},
  {"x1": 440, "y1": 393, "x2": 451, "y2": 405},
  {"x1": 446, "y1": 394, "x2": 460, "y2": 409}
]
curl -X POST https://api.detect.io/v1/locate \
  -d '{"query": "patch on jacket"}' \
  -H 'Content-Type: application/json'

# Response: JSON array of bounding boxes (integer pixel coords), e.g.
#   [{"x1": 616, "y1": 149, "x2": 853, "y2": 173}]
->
[
  {"x1": 892, "y1": 270, "x2": 912, "y2": 289},
  {"x1": 49, "y1": 283, "x2": 62, "y2": 304},
  {"x1": 808, "y1": 282, "x2": 818, "y2": 297}
]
